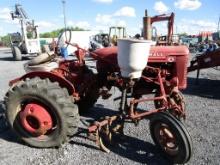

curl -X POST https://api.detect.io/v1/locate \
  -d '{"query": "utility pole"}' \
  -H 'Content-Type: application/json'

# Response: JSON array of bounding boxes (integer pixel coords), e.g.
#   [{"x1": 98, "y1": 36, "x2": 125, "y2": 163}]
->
[
  {"x1": 217, "y1": 14, "x2": 220, "y2": 32},
  {"x1": 62, "y1": 0, "x2": 67, "y2": 30},
  {"x1": 176, "y1": 25, "x2": 178, "y2": 34}
]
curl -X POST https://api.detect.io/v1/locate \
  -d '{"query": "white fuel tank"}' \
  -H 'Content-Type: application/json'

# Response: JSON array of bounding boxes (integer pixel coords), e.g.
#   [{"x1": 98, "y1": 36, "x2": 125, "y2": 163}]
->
[{"x1": 117, "y1": 38, "x2": 152, "y2": 79}]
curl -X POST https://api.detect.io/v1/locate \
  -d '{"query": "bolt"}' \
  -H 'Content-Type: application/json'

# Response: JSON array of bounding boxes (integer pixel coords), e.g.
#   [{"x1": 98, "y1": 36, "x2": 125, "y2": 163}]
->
[
  {"x1": 44, "y1": 121, "x2": 48, "y2": 125},
  {"x1": 30, "y1": 107, "x2": 34, "y2": 113}
]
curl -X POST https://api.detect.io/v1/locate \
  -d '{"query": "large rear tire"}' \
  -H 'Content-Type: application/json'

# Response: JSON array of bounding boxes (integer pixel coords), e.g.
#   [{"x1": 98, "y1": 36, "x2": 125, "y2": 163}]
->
[
  {"x1": 4, "y1": 77, "x2": 79, "y2": 148},
  {"x1": 149, "y1": 112, "x2": 192, "y2": 164},
  {"x1": 12, "y1": 46, "x2": 22, "y2": 61}
]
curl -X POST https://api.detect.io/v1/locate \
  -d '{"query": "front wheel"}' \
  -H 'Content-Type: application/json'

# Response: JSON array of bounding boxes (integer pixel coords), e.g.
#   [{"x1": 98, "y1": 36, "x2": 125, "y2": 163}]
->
[
  {"x1": 4, "y1": 77, "x2": 79, "y2": 148},
  {"x1": 149, "y1": 112, "x2": 192, "y2": 164},
  {"x1": 12, "y1": 46, "x2": 22, "y2": 61}
]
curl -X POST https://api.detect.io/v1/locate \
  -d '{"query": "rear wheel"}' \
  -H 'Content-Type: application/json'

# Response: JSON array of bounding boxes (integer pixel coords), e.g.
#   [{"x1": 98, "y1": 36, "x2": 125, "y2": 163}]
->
[
  {"x1": 149, "y1": 112, "x2": 192, "y2": 164},
  {"x1": 4, "y1": 77, "x2": 79, "y2": 148},
  {"x1": 12, "y1": 46, "x2": 22, "y2": 61}
]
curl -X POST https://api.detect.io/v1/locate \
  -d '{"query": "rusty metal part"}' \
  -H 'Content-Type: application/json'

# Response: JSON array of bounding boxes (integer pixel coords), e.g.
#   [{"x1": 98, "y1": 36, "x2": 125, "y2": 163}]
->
[
  {"x1": 154, "y1": 89, "x2": 186, "y2": 119},
  {"x1": 188, "y1": 49, "x2": 220, "y2": 72},
  {"x1": 96, "y1": 129, "x2": 111, "y2": 153},
  {"x1": 143, "y1": 10, "x2": 174, "y2": 45},
  {"x1": 188, "y1": 49, "x2": 220, "y2": 83},
  {"x1": 169, "y1": 91, "x2": 186, "y2": 119},
  {"x1": 88, "y1": 115, "x2": 125, "y2": 153},
  {"x1": 87, "y1": 73, "x2": 172, "y2": 152}
]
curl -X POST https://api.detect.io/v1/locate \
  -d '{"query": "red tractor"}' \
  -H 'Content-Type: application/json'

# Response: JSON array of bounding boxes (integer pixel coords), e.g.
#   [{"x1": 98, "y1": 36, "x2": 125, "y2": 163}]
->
[{"x1": 4, "y1": 12, "x2": 192, "y2": 164}]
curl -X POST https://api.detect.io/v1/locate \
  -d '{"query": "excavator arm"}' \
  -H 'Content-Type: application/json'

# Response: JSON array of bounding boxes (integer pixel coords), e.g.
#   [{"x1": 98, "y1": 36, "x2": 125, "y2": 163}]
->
[{"x1": 143, "y1": 10, "x2": 174, "y2": 45}]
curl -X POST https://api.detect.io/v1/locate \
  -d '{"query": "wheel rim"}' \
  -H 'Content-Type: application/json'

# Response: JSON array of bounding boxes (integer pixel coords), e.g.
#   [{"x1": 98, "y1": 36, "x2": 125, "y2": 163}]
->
[
  {"x1": 19, "y1": 103, "x2": 53, "y2": 136},
  {"x1": 154, "y1": 123, "x2": 179, "y2": 156}
]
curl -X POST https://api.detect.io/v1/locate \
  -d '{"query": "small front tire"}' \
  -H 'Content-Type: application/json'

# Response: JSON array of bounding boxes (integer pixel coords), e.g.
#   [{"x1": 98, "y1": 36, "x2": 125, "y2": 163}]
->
[{"x1": 149, "y1": 112, "x2": 192, "y2": 164}]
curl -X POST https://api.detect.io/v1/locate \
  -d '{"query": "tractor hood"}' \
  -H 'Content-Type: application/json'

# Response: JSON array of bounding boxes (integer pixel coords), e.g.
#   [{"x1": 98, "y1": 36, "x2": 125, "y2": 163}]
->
[{"x1": 93, "y1": 45, "x2": 189, "y2": 65}]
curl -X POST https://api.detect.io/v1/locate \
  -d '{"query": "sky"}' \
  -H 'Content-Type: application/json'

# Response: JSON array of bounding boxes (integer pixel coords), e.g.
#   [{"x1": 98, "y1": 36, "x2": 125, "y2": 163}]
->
[{"x1": 0, "y1": 0, "x2": 219, "y2": 36}]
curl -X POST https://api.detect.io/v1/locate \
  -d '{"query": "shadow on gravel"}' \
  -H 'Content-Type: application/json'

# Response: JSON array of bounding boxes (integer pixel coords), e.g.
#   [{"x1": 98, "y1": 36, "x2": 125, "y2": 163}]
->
[
  {"x1": 0, "y1": 101, "x2": 21, "y2": 144},
  {"x1": 0, "y1": 56, "x2": 30, "y2": 61},
  {"x1": 70, "y1": 128, "x2": 172, "y2": 165},
  {"x1": 70, "y1": 132, "x2": 172, "y2": 164},
  {"x1": 110, "y1": 135, "x2": 172, "y2": 165},
  {"x1": 3, "y1": 51, "x2": 12, "y2": 54},
  {"x1": 72, "y1": 106, "x2": 173, "y2": 165},
  {"x1": 0, "y1": 57, "x2": 15, "y2": 61},
  {"x1": 184, "y1": 77, "x2": 220, "y2": 100}
]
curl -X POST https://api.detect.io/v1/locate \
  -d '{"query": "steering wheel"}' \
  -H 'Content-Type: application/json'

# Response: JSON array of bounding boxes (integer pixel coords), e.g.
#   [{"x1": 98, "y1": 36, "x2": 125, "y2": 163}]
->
[{"x1": 56, "y1": 29, "x2": 72, "y2": 53}]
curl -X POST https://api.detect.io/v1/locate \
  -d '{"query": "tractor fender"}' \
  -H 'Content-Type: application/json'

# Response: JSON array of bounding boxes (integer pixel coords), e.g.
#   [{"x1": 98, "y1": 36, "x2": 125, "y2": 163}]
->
[{"x1": 9, "y1": 71, "x2": 76, "y2": 96}]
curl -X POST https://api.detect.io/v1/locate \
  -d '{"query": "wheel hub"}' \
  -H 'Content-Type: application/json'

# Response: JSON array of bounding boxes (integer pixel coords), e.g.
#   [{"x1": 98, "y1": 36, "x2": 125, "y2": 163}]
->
[
  {"x1": 19, "y1": 103, "x2": 53, "y2": 136},
  {"x1": 157, "y1": 124, "x2": 178, "y2": 156}
]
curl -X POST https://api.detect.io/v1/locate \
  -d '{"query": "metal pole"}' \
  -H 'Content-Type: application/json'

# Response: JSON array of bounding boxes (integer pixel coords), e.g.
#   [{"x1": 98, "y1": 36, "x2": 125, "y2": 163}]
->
[
  {"x1": 217, "y1": 14, "x2": 220, "y2": 32},
  {"x1": 62, "y1": 0, "x2": 68, "y2": 45},
  {"x1": 62, "y1": 0, "x2": 67, "y2": 31}
]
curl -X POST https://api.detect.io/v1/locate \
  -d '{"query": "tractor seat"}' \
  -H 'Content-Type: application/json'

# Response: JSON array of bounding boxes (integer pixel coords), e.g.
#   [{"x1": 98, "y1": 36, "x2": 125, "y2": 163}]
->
[{"x1": 24, "y1": 52, "x2": 58, "y2": 73}]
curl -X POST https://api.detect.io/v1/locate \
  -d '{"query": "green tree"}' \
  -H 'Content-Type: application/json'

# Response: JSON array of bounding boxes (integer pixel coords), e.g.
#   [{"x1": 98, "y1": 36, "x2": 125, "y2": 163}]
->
[
  {"x1": 0, "y1": 35, "x2": 10, "y2": 47},
  {"x1": 0, "y1": 27, "x2": 89, "y2": 46},
  {"x1": 40, "y1": 27, "x2": 89, "y2": 38}
]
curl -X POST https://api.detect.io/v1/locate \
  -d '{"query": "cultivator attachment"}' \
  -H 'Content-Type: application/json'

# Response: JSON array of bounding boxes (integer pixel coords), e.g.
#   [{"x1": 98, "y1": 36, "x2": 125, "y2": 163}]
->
[{"x1": 88, "y1": 115, "x2": 124, "y2": 153}]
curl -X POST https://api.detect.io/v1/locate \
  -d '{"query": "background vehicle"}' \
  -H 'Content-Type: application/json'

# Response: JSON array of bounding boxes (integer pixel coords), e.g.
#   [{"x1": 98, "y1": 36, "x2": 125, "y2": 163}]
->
[
  {"x1": 90, "y1": 26, "x2": 126, "y2": 51},
  {"x1": 108, "y1": 26, "x2": 126, "y2": 45},
  {"x1": 9, "y1": 4, "x2": 41, "y2": 60},
  {"x1": 89, "y1": 33, "x2": 109, "y2": 50}
]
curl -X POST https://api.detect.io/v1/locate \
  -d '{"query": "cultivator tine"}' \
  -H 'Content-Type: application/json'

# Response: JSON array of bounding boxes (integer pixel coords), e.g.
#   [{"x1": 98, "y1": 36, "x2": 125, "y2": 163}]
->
[
  {"x1": 169, "y1": 91, "x2": 186, "y2": 119},
  {"x1": 96, "y1": 129, "x2": 111, "y2": 153}
]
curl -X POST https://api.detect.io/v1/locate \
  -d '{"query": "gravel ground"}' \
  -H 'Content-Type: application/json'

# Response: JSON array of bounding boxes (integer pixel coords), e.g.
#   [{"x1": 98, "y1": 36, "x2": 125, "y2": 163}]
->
[{"x1": 0, "y1": 48, "x2": 219, "y2": 165}]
